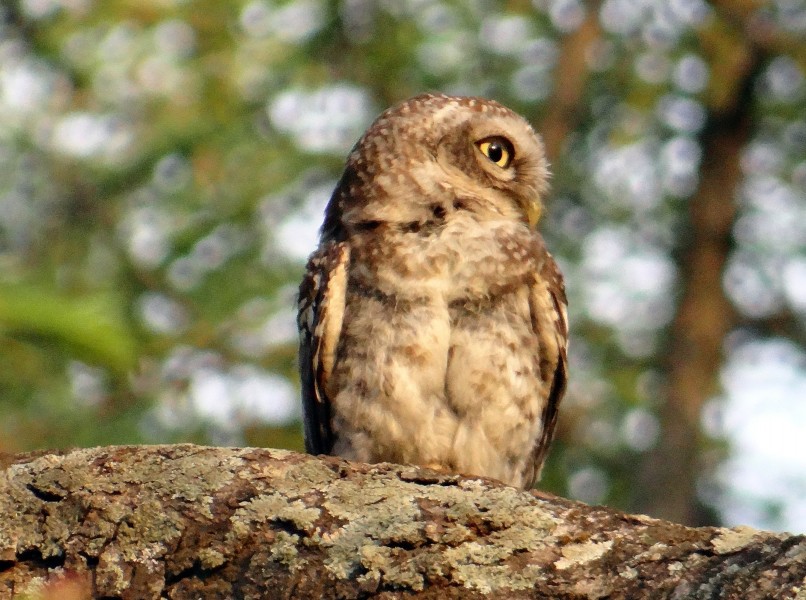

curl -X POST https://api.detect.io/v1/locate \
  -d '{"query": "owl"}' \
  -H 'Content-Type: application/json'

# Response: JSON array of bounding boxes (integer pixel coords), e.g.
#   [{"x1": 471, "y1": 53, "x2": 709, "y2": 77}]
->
[{"x1": 297, "y1": 93, "x2": 567, "y2": 489}]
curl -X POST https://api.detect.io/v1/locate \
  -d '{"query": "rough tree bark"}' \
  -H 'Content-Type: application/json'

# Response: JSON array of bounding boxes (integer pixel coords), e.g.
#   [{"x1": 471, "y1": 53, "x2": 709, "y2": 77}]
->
[{"x1": 1, "y1": 445, "x2": 804, "y2": 600}]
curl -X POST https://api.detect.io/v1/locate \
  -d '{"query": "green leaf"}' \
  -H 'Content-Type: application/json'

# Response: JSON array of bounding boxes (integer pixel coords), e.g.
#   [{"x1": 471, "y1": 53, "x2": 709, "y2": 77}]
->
[{"x1": 0, "y1": 283, "x2": 137, "y2": 374}]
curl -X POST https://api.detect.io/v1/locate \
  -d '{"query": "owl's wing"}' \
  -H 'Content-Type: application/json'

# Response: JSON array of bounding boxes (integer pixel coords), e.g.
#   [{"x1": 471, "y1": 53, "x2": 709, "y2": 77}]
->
[
  {"x1": 297, "y1": 241, "x2": 350, "y2": 455},
  {"x1": 526, "y1": 243, "x2": 569, "y2": 485}
]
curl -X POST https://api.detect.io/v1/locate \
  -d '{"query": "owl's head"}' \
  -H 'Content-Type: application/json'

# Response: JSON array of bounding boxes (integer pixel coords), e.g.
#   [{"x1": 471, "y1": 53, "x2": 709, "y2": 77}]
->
[{"x1": 323, "y1": 93, "x2": 549, "y2": 241}]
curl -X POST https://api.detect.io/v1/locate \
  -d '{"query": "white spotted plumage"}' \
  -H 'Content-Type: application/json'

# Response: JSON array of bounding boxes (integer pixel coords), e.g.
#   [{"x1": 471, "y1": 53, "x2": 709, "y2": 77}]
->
[{"x1": 297, "y1": 93, "x2": 567, "y2": 489}]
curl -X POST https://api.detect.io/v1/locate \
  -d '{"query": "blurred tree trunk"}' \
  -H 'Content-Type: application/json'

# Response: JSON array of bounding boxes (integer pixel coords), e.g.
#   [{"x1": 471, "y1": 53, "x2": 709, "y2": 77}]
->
[
  {"x1": 637, "y1": 114, "x2": 745, "y2": 526},
  {"x1": 538, "y1": 10, "x2": 600, "y2": 161},
  {"x1": 2, "y1": 445, "x2": 805, "y2": 600},
  {"x1": 635, "y1": 16, "x2": 760, "y2": 525}
]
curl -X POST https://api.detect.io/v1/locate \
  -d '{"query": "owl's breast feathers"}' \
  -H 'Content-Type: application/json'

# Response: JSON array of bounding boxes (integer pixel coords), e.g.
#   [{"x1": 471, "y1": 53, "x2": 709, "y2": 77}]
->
[{"x1": 298, "y1": 222, "x2": 568, "y2": 488}]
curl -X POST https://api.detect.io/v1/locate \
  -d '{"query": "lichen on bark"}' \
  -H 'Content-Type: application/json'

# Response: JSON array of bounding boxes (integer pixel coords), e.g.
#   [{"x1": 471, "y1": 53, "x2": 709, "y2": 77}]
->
[{"x1": 1, "y1": 445, "x2": 804, "y2": 599}]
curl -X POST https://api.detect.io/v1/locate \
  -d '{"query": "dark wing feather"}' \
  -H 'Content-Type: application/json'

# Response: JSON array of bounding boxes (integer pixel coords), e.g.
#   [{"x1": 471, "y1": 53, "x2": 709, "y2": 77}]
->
[
  {"x1": 297, "y1": 241, "x2": 350, "y2": 455},
  {"x1": 525, "y1": 240, "x2": 569, "y2": 486}
]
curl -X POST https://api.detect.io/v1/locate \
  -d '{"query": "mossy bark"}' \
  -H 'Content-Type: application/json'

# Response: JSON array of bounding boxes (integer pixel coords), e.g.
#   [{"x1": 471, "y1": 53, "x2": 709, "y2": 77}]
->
[{"x1": 0, "y1": 445, "x2": 804, "y2": 599}]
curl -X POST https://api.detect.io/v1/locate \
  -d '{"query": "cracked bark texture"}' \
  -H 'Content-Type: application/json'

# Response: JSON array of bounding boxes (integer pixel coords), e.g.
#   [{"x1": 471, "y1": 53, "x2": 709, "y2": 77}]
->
[{"x1": 0, "y1": 445, "x2": 804, "y2": 599}]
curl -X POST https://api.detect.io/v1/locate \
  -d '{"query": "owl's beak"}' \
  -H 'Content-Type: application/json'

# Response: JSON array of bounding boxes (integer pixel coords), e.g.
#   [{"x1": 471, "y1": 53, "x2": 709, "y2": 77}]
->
[{"x1": 523, "y1": 198, "x2": 542, "y2": 229}]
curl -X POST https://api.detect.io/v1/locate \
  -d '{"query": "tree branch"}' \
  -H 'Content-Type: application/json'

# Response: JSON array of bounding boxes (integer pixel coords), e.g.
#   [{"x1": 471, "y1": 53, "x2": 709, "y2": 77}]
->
[{"x1": 0, "y1": 445, "x2": 803, "y2": 599}]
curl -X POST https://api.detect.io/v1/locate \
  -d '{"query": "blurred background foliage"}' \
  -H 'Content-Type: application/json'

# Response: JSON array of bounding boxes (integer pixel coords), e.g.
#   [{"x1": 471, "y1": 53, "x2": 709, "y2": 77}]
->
[{"x1": 1, "y1": 0, "x2": 805, "y2": 531}]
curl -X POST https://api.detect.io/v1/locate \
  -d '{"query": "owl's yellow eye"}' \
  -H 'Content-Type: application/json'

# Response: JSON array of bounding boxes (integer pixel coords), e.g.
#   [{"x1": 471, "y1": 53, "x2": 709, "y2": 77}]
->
[{"x1": 476, "y1": 137, "x2": 514, "y2": 169}]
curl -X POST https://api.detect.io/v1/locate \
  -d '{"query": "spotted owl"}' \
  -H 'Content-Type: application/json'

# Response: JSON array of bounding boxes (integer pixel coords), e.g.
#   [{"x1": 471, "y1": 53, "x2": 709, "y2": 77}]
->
[{"x1": 297, "y1": 93, "x2": 568, "y2": 489}]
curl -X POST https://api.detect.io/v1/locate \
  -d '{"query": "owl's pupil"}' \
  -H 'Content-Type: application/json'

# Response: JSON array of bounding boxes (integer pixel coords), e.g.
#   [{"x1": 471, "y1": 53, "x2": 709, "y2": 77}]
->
[{"x1": 487, "y1": 142, "x2": 503, "y2": 162}]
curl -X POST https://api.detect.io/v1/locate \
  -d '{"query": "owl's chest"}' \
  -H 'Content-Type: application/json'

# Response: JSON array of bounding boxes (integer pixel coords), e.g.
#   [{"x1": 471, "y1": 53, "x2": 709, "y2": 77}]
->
[{"x1": 348, "y1": 218, "x2": 539, "y2": 302}]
